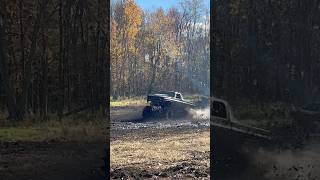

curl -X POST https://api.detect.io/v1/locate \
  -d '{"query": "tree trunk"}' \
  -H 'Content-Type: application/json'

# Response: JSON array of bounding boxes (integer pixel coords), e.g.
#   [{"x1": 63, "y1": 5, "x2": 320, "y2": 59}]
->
[
  {"x1": 0, "y1": 9, "x2": 22, "y2": 121},
  {"x1": 19, "y1": 0, "x2": 48, "y2": 118}
]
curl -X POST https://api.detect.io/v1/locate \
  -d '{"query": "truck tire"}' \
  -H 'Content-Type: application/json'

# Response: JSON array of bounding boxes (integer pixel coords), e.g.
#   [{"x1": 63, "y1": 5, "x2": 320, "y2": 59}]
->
[
  {"x1": 142, "y1": 106, "x2": 152, "y2": 119},
  {"x1": 165, "y1": 108, "x2": 173, "y2": 120}
]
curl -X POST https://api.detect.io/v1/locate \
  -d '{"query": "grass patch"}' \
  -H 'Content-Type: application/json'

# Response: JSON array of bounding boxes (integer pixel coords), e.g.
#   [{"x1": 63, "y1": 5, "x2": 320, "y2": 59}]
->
[
  {"x1": 233, "y1": 102, "x2": 290, "y2": 120},
  {"x1": 184, "y1": 94, "x2": 206, "y2": 100},
  {"x1": 111, "y1": 130, "x2": 209, "y2": 169},
  {"x1": 110, "y1": 97, "x2": 146, "y2": 107},
  {"x1": 0, "y1": 127, "x2": 46, "y2": 141},
  {"x1": 231, "y1": 102, "x2": 292, "y2": 129},
  {"x1": 0, "y1": 118, "x2": 106, "y2": 142}
]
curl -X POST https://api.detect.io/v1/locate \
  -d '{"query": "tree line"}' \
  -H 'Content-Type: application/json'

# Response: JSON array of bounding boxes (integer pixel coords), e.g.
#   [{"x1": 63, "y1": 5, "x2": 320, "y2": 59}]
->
[
  {"x1": 0, "y1": 0, "x2": 109, "y2": 121},
  {"x1": 110, "y1": 0, "x2": 210, "y2": 99},
  {"x1": 212, "y1": 0, "x2": 320, "y2": 106}
]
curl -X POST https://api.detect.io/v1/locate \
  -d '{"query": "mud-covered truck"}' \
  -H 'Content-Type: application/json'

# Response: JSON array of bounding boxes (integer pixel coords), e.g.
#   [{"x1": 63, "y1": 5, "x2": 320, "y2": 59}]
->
[
  {"x1": 210, "y1": 97, "x2": 271, "y2": 151},
  {"x1": 210, "y1": 97, "x2": 320, "y2": 152},
  {"x1": 142, "y1": 91, "x2": 196, "y2": 119},
  {"x1": 210, "y1": 97, "x2": 272, "y2": 175}
]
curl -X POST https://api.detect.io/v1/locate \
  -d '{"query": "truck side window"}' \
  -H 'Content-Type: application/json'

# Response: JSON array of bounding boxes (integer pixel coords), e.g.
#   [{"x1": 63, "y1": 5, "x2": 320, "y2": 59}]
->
[
  {"x1": 211, "y1": 101, "x2": 227, "y2": 119},
  {"x1": 176, "y1": 93, "x2": 181, "y2": 99}
]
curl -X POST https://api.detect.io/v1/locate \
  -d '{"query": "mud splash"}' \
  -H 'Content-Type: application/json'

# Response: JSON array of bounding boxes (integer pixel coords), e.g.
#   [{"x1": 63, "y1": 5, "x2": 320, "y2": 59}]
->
[
  {"x1": 251, "y1": 143, "x2": 320, "y2": 180},
  {"x1": 188, "y1": 107, "x2": 210, "y2": 120}
]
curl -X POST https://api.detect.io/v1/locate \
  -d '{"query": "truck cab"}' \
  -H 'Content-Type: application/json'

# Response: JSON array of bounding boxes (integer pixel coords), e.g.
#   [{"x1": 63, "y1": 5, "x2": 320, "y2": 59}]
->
[
  {"x1": 158, "y1": 91, "x2": 183, "y2": 100},
  {"x1": 211, "y1": 97, "x2": 233, "y2": 122},
  {"x1": 143, "y1": 91, "x2": 194, "y2": 119},
  {"x1": 175, "y1": 92, "x2": 183, "y2": 100}
]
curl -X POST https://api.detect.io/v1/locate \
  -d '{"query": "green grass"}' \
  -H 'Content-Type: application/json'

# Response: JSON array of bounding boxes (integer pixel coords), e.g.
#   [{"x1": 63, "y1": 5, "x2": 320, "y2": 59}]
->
[
  {"x1": 0, "y1": 118, "x2": 106, "y2": 142},
  {"x1": 0, "y1": 127, "x2": 46, "y2": 141}
]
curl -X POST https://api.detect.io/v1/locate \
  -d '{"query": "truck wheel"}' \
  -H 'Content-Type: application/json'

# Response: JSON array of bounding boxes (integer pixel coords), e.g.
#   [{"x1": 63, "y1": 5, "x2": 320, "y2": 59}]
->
[
  {"x1": 165, "y1": 109, "x2": 173, "y2": 120},
  {"x1": 142, "y1": 106, "x2": 152, "y2": 119}
]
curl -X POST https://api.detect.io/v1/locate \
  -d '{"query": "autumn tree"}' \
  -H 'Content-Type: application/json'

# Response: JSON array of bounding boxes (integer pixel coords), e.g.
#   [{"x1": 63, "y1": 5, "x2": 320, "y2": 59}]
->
[
  {"x1": 110, "y1": 0, "x2": 210, "y2": 97},
  {"x1": 111, "y1": 0, "x2": 142, "y2": 97}
]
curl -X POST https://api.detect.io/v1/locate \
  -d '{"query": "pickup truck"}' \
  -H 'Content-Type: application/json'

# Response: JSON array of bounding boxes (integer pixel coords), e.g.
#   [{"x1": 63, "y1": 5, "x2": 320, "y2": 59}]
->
[{"x1": 142, "y1": 91, "x2": 195, "y2": 119}]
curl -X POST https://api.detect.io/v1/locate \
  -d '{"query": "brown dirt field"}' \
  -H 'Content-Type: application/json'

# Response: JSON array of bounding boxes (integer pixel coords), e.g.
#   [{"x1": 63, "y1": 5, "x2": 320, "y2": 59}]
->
[
  {"x1": 0, "y1": 140, "x2": 106, "y2": 180},
  {"x1": 110, "y1": 105, "x2": 211, "y2": 179},
  {"x1": 110, "y1": 127, "x2": 210, "y2": 179}
]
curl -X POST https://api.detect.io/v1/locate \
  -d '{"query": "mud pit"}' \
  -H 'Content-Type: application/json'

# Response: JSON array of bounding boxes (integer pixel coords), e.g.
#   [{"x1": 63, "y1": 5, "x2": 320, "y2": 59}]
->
[
  {"x1": 111, "y1": 106, "x2": 320, "y2": 180},
  {"x1": 110, "y1": 106, "x2": 211, "y2": 179}
]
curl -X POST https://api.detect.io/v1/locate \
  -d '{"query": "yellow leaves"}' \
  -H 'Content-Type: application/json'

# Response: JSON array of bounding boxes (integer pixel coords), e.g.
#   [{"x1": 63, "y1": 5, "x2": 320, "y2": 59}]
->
[
  {"x1": 111, "y1": 19, "x2": 121, "y2": 58},
  {"x1": 123, "y1": 0, "x2": 142, "y2": 45},
  {"x1": 111, "y1": 0, "x2": 180, "y2": 67},
  {"x1": 111, "y1": 0, "x2": 143, "y2": 60}
]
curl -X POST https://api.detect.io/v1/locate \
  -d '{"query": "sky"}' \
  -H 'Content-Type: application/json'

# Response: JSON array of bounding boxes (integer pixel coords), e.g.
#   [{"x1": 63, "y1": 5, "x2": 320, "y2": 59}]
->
[
  {"x1": 135, "y1": 0, "x2": 179, "y2": 10},
  {"x1": 135, "y1": 0, "x2": 210, "y2": 11}
]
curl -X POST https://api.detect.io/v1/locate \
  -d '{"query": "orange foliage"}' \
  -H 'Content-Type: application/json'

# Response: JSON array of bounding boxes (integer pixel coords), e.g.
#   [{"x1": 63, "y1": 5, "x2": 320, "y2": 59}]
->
[{"x1": 123, "y1": 0, "x2": 142, "y2": 50}]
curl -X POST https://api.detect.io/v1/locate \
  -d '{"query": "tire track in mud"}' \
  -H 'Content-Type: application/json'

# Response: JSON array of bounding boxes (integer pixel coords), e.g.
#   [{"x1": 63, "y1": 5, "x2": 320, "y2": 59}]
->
[
  {"x1": 111, "y1": 119, "x2": 210, "y2": 130},
  {"x1": 110, "y1": 106, "x2": 210, "y2": 131},
  {"x1": 109, "y1": 106, "x2": 210, "y2": 141},
  {"x1": 110, "y1": 106, "x2": 211, "y2": 179}
]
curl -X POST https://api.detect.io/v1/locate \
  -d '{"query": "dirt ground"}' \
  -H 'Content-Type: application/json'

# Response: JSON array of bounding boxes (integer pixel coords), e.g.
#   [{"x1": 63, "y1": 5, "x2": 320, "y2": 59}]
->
[
  {"x1": 111, "y1": 127, "x2": 210, "y2": 179},
  {"x1": 110, "y1": 105, "x2": 211, "y2": 179},
  {"x1": 1, "y1": 105, "x2": 319, "y2": 180},
  {"x1": 110, "y1": 106, "x2": 320, "y2": 180},
  {"x1": 0, "y1": 140, "x2": 106, "y2": 180}
]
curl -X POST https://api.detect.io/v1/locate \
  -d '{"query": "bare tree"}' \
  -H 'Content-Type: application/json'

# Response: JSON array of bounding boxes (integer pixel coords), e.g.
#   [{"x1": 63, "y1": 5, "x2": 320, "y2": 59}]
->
[{"x1": 0, "y1": 2, "x2": 22, "y2": 121}]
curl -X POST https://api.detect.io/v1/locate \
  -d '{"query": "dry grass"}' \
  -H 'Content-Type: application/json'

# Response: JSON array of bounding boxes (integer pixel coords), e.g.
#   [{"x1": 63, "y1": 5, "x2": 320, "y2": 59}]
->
[
  {"x1": 110, "y1": 130, "x2": 210, "y2": 170},
  {"x1": 110, "y1": 98, "x2": 146, "y2": 107},
  {"x1": 0, "y1": 118, "x2": 106, "y2": 142}
]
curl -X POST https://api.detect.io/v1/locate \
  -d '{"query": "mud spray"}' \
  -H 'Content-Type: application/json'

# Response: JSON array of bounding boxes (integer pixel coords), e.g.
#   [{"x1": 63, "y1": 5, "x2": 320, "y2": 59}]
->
[
  {"x1": 240, "y1": 142, "x2": 320, "y2": 180},
  {"x1": 187, "y1": 106, "x2": 320, "y2": 180},
  {"x1": 188, "y1": 107, "x2": 210, "y2": 120}
]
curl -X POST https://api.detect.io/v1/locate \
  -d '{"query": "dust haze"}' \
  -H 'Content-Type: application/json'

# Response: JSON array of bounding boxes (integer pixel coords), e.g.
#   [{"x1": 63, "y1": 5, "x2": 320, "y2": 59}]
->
[
  {"x1": 188, "y1": 107, "x2": 210, "y2": 120},
  {"x1": 243, "y1": 142, "x2": 320, "y2": 180}
]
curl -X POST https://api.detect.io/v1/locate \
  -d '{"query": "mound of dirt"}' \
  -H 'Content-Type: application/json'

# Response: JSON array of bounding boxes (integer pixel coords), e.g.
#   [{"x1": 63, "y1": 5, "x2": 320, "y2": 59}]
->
[{"x1": 110, "y1": 161, "x2": 210, "y2": 179}]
